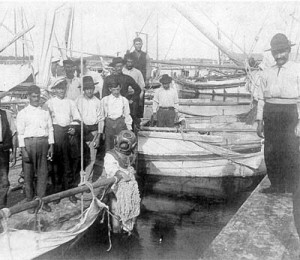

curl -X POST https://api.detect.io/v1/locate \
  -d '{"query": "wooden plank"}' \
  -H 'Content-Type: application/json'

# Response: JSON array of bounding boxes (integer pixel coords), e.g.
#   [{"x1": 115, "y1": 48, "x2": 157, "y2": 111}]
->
[{"x1": 201, "y1": 176, "x2": 300, "y2": 260}]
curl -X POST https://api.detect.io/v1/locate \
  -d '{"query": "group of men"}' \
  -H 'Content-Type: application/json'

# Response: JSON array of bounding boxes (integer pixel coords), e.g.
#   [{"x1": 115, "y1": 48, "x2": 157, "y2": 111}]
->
[{"x1": 0, "y1": 36, "x2": 157, "y2": 214}]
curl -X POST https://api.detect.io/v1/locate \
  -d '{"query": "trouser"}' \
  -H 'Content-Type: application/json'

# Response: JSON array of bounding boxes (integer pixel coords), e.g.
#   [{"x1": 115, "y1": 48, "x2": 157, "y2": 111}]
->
[
  {"x1": 263, "y1": 103, "x2": 300, "y2": 192},
  {"x1": 52, "y1": 125, "x2": 72, "y2": 193},
  {"x1": 104, "y1": 117, "x2": 127, "y2": 152},
  {"x1": 137, "y1": 92, "x2": 145, "y2": 119},
  {"x1": 23, "y1": 137, "x2": 49, "y2": 201},
  {"x1": 0, "y1": 148, "x2": 10, "y2": 208},
  {"x1": 130, "y1": 99, "x2": 140, "y2": 132},
  {"x1": 84, "y1": 130, "x2": 98, "y2": 182},
  {"x1": 157, "y1": 107, "x2": 176, "y2": 127}
]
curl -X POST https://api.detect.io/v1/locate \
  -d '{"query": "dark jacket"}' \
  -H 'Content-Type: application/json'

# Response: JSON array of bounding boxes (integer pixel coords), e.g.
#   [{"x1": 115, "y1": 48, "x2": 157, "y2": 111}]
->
[{"x1": 0, "y1": 109, "x2": 13, "y2": 150}]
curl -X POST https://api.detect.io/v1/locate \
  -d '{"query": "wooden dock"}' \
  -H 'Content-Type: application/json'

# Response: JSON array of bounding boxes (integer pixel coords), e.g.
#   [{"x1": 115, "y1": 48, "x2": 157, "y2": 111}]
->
[{"x1": 201, "y1": 176, "x2": 300, "y2": 260}]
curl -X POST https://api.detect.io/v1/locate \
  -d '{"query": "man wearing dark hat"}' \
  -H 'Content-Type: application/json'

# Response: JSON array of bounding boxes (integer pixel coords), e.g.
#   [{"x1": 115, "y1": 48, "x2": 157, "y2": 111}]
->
[
  {"x1": 75, "y1": 76, "x2": 101, "y2": 182},
  {"x1": 16, "y1": 85, "x2": 54, "y2": 213},
  {"x1": 130, "y1": 37, "x2": 152, "y2": 85},
  {"x1": 0, "y1": 107, "x2": 16, "y2": 209},
  {"x1": 102, "y1": 57, "x2": 141, "y2": 131},
  {"x1": 74, "y1": 58, "x2": 104, "y2": 99},
  {"x1": 46, "y1": 77, "x2": 81, "y2": 204},
  {"x1": 256, "y1": 33, "x2": 300, "y2": 194},
  {"x1": 152, "y1": 74, "x2": 179, "y2": 127},
  {"x1": 63, "y1": 59, "x2": 81, "y2": 101}
]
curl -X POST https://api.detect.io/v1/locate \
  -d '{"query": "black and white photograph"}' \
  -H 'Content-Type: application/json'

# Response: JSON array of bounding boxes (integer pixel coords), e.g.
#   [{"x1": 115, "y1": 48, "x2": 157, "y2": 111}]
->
[{"x1": 0, "y1": 0, "x2": 300, "y2": 259}]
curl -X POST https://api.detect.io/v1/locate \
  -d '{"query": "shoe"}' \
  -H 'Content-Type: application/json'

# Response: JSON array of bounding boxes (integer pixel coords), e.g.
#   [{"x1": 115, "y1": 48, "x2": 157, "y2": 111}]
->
[
  {"x1": 27, "y1": 208, "x2": 35, "y2": 214},
  {"x1": 53, "y1": 199, "x2": 61, "y2": 205},
  {"x1": 42, "y1": 203, "x2": 52, "y2": 212},
  {"x1": 69, "y1": 195, "x2": 78, "y2": 204}
]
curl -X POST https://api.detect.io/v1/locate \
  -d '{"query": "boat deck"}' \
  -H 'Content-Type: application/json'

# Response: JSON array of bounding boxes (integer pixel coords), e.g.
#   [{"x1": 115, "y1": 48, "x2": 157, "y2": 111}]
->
[{"x1": 201, "y1": 176, "x2": 300, "y2": 260}]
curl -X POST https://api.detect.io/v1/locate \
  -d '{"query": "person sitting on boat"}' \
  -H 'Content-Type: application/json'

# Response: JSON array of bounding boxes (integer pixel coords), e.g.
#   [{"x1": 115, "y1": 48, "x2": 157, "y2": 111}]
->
[
  {"x1": 46, "y1": 77, "x2": 82, "y2": 204},
  {"x1": 16, "y1": 85, "x2": 54, "y2": 213},
  {"x1": 152, "y1": 74, "x2": 179, "y2": 127},
  {"x1": 99, "y1": 81, "x2": 132, "y2": 152},
  {"x1": 75, "y1": 76, "x2": 101, "y2": 183},
  {"x1": 103, "y1": 130, "x2": 140, "y2": 234}
]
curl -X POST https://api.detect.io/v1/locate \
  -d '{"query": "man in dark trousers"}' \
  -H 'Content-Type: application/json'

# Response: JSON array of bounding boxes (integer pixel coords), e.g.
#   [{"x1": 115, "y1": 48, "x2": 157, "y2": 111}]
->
[
  {"x1": 130, "y1": 37, "x2": 152, "y2": 119},
  {"x1": 256, "y1": 33, "x2": 300, "y2": 238},
  {"x1": 0, "y1": 107, "x2": 16, "y2": 209},
  {"x1": 17, "y1": 85, "x2": 54, "y2": 213},
  {"x1": 102, "y1": 57, "x2": 141, "y2": 131}
]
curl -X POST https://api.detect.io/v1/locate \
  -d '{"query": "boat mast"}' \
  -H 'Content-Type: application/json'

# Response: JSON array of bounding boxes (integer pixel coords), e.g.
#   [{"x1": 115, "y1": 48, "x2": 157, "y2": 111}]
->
[
  {"x1": 173, "y1": 3, "x2": 244, "y2": 67},
  {"x1": 217, "y1": 23, "x2": 221, "y2": 65},
  {"x1": 14, "y1": 8, "x2": 17, "y2": 60},
  {"x1": 156, "y1": 12, "x2": 159, "y2": 60}
]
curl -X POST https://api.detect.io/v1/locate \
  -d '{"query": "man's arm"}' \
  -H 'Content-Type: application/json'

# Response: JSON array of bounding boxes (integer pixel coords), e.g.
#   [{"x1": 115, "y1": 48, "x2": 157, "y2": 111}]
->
[
  {"x1": 126, "y1": 75, "x2": 141, "y2": 100},
  {"x1": 102, "y1": 76, "x2": 111, "y2": 98},
  {"x1": 123, "y1": 98, "x2": 133, "y2": 130},
  {"x1": 145, "y1": 54, "x2": 152, "y2": 83}
]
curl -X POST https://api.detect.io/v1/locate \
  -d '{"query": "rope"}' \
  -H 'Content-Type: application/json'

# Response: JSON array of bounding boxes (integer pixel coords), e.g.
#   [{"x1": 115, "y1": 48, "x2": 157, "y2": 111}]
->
[{"x1": 0, "y1": 208, "x2": 13, "y2": 260}]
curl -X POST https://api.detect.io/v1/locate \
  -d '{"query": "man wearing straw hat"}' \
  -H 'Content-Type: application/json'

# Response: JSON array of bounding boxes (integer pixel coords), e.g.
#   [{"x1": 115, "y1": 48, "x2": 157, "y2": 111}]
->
[
  {"x1": 75, "y1": 76, "x2": 101, "y2": 182},
  {"x1": 46, "y1": 77, "x2": 81, "y2": 204}
]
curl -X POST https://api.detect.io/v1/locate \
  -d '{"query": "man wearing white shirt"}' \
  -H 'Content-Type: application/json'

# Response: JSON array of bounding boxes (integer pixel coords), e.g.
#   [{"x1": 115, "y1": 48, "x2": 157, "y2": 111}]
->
[
  {"x1": 76, "y1": 76, "x2": 101, "y2": 182},
  {"x1": 46, "y1": 77, "x2": 81, "y2": 204},
  {"x1": 16, "y1": 85, "x2": 54, "y2": 213},
  {"x1": 152, "y1": 74, "x2": 179, "y2": 127},
  {"x1": 100, "y1": 82, "x2": 132, "y2": 151}
]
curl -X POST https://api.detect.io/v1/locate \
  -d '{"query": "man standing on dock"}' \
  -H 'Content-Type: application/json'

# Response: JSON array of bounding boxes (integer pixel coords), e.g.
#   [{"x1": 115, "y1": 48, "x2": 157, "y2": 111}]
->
[
  {"x1": 257, "y1": 33, "x2": 300, "y2": 194},
  {"x1": 16, "y1": 85, "x2": 54, "y2": 213},
  {"x1": 0, "y1": 107, "x2": 16, "y2": 209},
  {"x1": 63, "y1": 59, "x2": 81, "y2": 101}
]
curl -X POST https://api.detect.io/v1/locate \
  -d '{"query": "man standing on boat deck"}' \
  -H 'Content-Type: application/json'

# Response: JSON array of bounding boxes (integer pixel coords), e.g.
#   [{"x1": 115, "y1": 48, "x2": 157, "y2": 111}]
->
[
  {"x1": 16, "y1": 85, "x2": 53, "y2": 213},
  {"x1": 100, "y1": 81, "x2": 132, "y2": 151},
  {"x1": 46, "y1": 77, "x2": 81, "y2": 204},
  {"x1": 102, "y1": 57, "x2": 141, "y2": 131},
  {"x1": 75, "y1": 76, "x2": 101, "y2": 182},
  {"x1": 123, "y1": 53, "x2": 145, "y2": 130},
  {"x1": 130, "y1": 37, "x2": 152, "y2": 120},
  {"x1": 0, "y1": 107, "x2": 16, "y2": 209},
  {"x1": 152, "y1": 74, "x2": 179, "y2": 127},
  {"x1": 63, "y1": 59, "x2": 82, "y2": 101}
]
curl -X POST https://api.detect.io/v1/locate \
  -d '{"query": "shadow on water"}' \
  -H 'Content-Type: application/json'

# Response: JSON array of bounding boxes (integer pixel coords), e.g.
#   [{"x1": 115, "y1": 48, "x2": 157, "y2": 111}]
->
[{"x1": 35, "y1": 188, "x2": 254, "y2": 260}]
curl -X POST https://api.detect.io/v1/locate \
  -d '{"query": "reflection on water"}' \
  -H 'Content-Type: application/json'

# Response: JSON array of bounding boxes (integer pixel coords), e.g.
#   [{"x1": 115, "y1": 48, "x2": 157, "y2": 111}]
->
[{"x1": 36, "y1": 192, "x2": 251, "y2": 260}]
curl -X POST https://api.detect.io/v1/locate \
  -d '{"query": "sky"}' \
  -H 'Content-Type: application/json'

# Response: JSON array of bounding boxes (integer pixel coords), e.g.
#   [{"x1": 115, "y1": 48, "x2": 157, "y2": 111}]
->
[{"x1": 0, "y1": 1, "x2": 300, "y2": 61}]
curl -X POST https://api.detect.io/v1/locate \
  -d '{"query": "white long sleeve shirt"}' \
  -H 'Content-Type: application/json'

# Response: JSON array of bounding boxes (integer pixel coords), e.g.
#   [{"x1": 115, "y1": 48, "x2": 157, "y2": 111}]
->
[
  {"x1": 256, "y1": 61, "x2": 300, "y2": 120},
  {"x1": 76, "y1": 95, "x2": 101, "y2": 131},
  {"x1": 152, "y1": 86, "x2": 179, "y2": 113},
  {"x1": 16, "y1": 105, "x2": 54, "y2": 147},
  {"x1": 46, "y1": 97, "x2": 81, "y2": 127},
  {"x1": 99, "y1": 94, "x2": 132, "y2": 132}
]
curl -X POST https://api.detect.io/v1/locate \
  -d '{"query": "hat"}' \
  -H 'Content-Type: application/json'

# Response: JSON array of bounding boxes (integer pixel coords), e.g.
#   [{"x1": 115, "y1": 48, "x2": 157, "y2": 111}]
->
[
  {"x1": 133, "y1": 37, "x2": 143, "y2": 43},
  {"x1": 28, "y1": 85, "x2": 41, "y2": 95},
  {"x1": 266, "y1": 33, "x2": 295, "y2": 51},
  {"x1": 109, "y1": 57, "x2": 124, "y2": 67},
  {"x1": 63, "y1": 59, "x2": 74, "y2": 66},
  {"x1": 51, "y1": 76, "x2": 67, "y2": 90},
  {"x1": 83, "y1": 76, "x2": 98, "y2": 89},
  {"x1": 124, "y1": 53, "x2": 135, "y2": 62},
  {"x1": 159, "y1": 74, "x2": 172, "y2": 84},
  {"x1": 51, "y1": 56, "x2": 60, "y2": 63}
]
